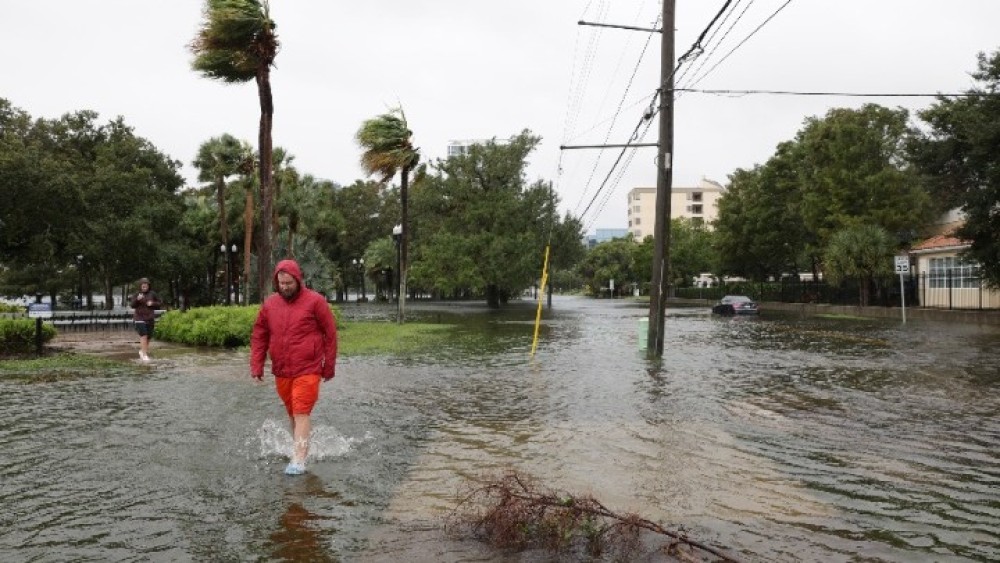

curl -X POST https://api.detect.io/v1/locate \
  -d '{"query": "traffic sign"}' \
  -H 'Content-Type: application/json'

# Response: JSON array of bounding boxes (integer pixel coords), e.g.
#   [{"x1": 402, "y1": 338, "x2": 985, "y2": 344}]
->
[{"x1": 894, "y1": 255, "x2": 910, "y2": 274}]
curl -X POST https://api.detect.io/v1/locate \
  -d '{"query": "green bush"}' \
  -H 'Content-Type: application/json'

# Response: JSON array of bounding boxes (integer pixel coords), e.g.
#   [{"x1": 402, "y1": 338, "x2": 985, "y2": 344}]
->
[
  {"x1": 0, "y1": 302, "x2": 25, "y2": 313},
  {"x1": 156, "y1": 304, "x2": 341, "y2": 348},
  {"x1": 0, "y1": 318, "x2": 56, "y2": 355}
]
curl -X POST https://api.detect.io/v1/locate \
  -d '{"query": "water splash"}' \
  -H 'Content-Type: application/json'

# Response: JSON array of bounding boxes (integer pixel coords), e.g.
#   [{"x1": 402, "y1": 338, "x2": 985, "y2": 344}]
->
[{"x1": 253, "y1": 418, "x2": 372, "y2": 461}]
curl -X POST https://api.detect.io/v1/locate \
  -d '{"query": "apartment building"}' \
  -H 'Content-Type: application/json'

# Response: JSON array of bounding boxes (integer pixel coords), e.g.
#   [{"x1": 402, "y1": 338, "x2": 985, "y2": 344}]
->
[{"x1": 626, "y1": 178, "x2": 726, "y2": 240}]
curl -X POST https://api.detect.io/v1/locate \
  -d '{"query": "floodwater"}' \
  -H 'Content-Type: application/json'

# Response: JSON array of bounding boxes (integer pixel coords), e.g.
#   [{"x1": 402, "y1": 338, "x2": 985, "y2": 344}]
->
[{"x1": 1, "y1": 296, "x2": 998, "y2": 562}]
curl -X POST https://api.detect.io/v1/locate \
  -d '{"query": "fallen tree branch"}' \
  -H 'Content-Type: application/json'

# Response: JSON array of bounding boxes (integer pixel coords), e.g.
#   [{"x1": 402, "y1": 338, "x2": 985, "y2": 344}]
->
[{"x1": 446, "y1": 469, "x2": 743, "y2": 562}]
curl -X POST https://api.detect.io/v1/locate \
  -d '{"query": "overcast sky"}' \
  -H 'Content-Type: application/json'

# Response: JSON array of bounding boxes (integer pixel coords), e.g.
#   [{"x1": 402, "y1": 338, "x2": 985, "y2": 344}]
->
[{"x1": 4, "y1": 1, "x2": 999, "y2": 233}]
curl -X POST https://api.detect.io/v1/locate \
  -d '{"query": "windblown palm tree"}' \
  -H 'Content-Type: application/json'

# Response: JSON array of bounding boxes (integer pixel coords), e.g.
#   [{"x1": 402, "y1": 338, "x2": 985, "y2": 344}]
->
[
  {"x1": 356, "y1": 108, "x2": 420, "y2": 322},
  {"x1": 190, "y1": 0, "x2": 279, "y2": 303}
]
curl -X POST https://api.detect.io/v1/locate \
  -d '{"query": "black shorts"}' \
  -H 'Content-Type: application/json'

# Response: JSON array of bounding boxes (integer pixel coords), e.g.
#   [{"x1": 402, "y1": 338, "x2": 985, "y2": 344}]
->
[{"x1": 135, "y1": 320, "x2": 155, "y2": 338}]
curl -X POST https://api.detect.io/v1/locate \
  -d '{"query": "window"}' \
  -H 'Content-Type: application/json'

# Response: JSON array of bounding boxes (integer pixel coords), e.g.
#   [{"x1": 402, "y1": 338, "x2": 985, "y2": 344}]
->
[
  {"x1": 634, "y1": 217, "x2": 641, "y2": 225},
  {"x1": 928, "y1": 256, "x2": 981, "y2": 288},
  {"x1": 692, "y1": 192, "x2": 703, "y2": 202},
  {"x1": 688, "y1": 204, "x2": 703, "y2": 214}
]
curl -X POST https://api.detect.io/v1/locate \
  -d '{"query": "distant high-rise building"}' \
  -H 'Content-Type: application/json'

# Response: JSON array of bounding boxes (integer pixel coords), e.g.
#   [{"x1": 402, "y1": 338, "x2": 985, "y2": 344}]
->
[
  {"x1": 583, "y1": 228, "x2": 630, "y2": 249},
  {"x1": 447, "y1": 137, "x2": 512, "y2": 158},
  {"x1": 626, "y1": 178, "x2": 726, "y2": 240}
]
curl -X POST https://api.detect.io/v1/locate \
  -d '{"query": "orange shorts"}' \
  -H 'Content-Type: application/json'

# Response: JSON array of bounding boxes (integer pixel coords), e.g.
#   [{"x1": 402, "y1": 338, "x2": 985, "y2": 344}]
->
[{"x1": 275, "y1": 374, "x2": 321, "y2": 416}]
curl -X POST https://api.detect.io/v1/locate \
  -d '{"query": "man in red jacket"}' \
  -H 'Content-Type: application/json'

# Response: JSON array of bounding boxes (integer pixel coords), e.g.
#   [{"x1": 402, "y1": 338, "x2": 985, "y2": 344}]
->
[{"x1": 251, "y1": 259, "x2": 338, "y2": 475}]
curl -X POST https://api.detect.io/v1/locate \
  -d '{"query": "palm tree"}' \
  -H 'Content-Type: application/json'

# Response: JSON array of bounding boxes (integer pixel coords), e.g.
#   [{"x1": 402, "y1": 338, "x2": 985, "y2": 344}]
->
[
  {"x1": 356, "y1": 108, "x2": 420, "y2": 322},
  {"x1": 272, "y1": 146, "x2": 298, "y2": 250},
  {"x1": 193, "y1": 134, "x2": 243, "y2": 249},
  {"x1": 190, "y1": 0, "x2": 279, "y2": 303},
  {"x1": 824, "y1": 224, "x2": 895, "y2": 306}
]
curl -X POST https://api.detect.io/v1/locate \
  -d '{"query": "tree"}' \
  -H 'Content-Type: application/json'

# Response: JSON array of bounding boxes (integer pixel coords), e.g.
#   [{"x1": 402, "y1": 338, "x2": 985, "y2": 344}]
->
[
  {"x1": 193, "y1": 134, "x2": 243, "y2": 250},
  {"x1": 823, "y1": 224, "x2": 894, "y2": 306},
  {"x1": 191, "y1": 0, "x2": 279, "y2": 303},
  {"x1": 670, "y1": 218, "x2": 716, "y2": 287},
  {"x1": 912, "y1": 48, "x2": 1000, "y2": 288},
  {"x1": 796, "y1": 104, "x2": 934, "y2": 250},
  {"x1": 410, "y1": 132, "x2": 552, "y2": 308},
  {"x1": 714, "y1": 143, "x2": 810, "y2": 281},
  {"x1": 577, "y1": 237, "x2": 636, "y2": 297},
  {"x1": 356, "y1": 108, "x2": 420, "y2": 320}
]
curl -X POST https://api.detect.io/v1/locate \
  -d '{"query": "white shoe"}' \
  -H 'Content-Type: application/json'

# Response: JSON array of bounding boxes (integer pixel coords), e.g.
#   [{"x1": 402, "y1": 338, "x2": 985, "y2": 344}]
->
[{"x1": 139, "y1": 352, "x2": 150, "y2": 362}]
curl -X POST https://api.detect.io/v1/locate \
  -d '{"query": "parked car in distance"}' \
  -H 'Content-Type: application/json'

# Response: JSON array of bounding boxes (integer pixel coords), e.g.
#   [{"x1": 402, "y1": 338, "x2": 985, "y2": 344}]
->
[{"x1": 712, "y1": 295, "x2": 759, "y2": 316}]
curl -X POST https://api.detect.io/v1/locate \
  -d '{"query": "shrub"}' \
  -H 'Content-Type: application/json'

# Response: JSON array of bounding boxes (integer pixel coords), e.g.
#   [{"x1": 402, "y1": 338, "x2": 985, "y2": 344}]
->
[
  {"x1": 0, "y1": 318, "x2": 56, "y2": 355},
  {"x1": 155, "y1": 304, "x2": 341, "y2": 348}
]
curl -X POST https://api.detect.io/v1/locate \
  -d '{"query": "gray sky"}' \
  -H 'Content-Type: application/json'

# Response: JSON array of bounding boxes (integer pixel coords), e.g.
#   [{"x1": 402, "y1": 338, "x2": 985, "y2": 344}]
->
[{"x1": 4, "y1": 1, "x2": 999, "y2": 233}]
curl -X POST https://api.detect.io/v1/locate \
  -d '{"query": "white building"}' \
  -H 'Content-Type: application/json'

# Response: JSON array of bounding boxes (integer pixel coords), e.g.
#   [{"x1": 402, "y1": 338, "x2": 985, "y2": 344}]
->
[
  {"x1": 447, "y1": 137, "x2": 512, "y2": 158},
  {"x1": 626, "y1": 178, "x2": 726, "y2": 240}
]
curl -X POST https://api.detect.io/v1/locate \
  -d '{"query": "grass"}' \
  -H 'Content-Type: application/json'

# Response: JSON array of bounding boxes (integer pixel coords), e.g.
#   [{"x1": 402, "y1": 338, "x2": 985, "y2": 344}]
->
[
  {"x1": 339, "y1": 321, "x2": 456, "y2": 356},
  {"x1": 0, "y1": 318, "x2": 458, "y2": 381},
  {"x1": 0, "y1": 353, "x2": 133, "y2": 381},
  {"x1": 814, "y1": 313, "x2": 878, "y2": 321}
]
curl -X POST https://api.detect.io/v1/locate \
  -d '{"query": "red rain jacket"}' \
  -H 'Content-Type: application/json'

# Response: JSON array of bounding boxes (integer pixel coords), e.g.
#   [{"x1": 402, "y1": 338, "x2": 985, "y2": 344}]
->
[{"x1": 250, "y1": 259, "x2": 337, "y2": 380}]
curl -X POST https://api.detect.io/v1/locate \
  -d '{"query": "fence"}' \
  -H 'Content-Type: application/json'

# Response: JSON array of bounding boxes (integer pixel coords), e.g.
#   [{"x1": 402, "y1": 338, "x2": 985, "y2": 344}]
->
[
  {"x1": 676, "y1": 272, "x2": 1000, "y2": 311},
  {"x1": 1, "y1": 311, "x2": 136, "y2": 331}
]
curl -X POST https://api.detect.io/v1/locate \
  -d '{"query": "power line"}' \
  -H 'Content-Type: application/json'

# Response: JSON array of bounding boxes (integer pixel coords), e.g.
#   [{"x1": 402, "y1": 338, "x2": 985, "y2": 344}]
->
[
  {"x1": 673, "y1": 88, "x2": 981, "y2": 97},
  {"x1": 574, "y1": 0, "x2": 740, "y2": 226},
  {"x1": 686, "y1": 0, "x2": 795, "y2": 90},
  {"x1": 676, "y1": 0, "x2": 754, "y2": 89}
]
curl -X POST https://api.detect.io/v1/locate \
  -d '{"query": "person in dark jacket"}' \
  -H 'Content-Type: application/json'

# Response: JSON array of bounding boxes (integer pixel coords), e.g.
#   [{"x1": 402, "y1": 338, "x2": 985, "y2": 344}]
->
[
  {"x1": 251, "y1": 259, "x2": 338, "y2": 475},
  {"x1": 130, "y1": 277, "x2": 162, "y2": 362}
]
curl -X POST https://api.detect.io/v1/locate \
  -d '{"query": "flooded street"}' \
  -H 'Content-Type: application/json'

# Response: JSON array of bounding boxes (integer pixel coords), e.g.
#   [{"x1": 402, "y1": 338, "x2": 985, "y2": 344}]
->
[{"x1": 1, "y1": 296, "x2": 998, "y2": 561}]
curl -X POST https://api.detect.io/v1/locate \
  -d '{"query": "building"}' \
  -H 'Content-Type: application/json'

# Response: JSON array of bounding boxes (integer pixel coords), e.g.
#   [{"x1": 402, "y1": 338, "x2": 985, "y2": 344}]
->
[
  {"x1": 583, "y1": 228, "x2": 630, "y2": 249},
  {"x1": 910, "y1": 229, "x2": 1000, "y2": 310},
  {"x1": 626, "y1": 178, "x2": 726, "y2": 240},
  {"x1": 447, "y1": 137, "x2": 512, "y2": 158}
]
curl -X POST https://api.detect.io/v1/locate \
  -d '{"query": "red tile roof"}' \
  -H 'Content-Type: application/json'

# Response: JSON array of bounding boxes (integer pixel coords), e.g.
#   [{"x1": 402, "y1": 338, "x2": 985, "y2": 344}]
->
[{"x1": 910, "y1": 234, "x2": 969, "y2": 252}]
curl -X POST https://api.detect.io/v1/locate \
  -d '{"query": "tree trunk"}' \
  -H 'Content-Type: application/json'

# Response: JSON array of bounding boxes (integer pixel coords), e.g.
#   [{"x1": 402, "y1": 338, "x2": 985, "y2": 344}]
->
[
  {"x1": 398, "y1": 166, "x2": 410, "y2": 323},
  {"x1": 217, "y1": 176, "x2": 228, "y2": 247},
  {"x1": 243, "y1": 186, "x2": 254, "y2": 304},
  {"x1": 255, "y1": 67, "x2": 274, "y2": 304},
  {"x1": 486, "y1": 284, "x2": 501, "y2": 309}
]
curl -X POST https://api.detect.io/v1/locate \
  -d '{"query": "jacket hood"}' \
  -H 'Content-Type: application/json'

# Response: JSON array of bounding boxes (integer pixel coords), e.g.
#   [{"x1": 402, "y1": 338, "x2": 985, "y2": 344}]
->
[{"x1": 273, "y1": 259, "x2": 304, "y2": 289}]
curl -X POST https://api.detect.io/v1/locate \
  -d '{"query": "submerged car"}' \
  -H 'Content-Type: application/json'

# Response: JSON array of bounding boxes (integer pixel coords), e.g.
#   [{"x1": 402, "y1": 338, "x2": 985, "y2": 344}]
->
[{"x1": 712, "y1": 295, "x2": 759, "y2": 315}]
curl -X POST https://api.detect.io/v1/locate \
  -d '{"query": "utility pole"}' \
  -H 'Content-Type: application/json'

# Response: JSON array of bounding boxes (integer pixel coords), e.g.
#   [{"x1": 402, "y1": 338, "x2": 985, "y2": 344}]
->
[
  {"x1": 571, "y1": 4, "x2": 674, "y2": 358},
  {"x1": 646, "y1": 0, "x2": 675, "y2": 358}
]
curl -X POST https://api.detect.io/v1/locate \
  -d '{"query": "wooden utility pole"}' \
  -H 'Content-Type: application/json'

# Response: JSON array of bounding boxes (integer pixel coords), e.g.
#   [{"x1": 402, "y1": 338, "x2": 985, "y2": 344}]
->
[{"x1": 646, "y1": 0, "x2": 675, "y2": 357}]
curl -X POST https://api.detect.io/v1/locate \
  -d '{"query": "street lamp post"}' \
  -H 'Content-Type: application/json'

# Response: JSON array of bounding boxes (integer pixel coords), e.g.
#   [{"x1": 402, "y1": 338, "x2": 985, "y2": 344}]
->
[
  {"x1": 391, "y1": 224, "x2": 402, "y2": 312},
  {"x1": 220, "y1": 244, "x2": 231, "y2": 305},
  {"x1": 75, "y1": 254, "x2": 84, "y2": 310},
  {"x1": 352, "y1": 258, "x2": 366, "y2": 302},
  {"x1": 230, "y1": 244, "x2": 239, "y2": 305}
]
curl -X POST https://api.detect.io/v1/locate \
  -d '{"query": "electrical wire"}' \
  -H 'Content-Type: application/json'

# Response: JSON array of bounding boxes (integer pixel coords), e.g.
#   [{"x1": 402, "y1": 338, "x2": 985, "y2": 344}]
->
[
  {"x1": 673, "y1": 87, "x2": 980, "y2": 98},
  {"x1": 676, "y1": 0, "x2": 753, "y2": 90},
  {"x1": 575, "y1": 0, "x2": 739, "y2": 228},
  {"x1": 573, "y1": 11, "x2": 662, "y2": 216},
  {"x1": 685, "y1": 0, "x2": 795, "y2": 90}
]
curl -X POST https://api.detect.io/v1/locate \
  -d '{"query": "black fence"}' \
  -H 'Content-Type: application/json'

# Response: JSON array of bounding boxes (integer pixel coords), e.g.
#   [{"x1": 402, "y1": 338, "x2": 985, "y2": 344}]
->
[
  {"x1": 2, "y1": 311, "x2": 136, "y2": 331},
  {"x1": 676, "y1": 272, "x2": 999, "y2": 311}
]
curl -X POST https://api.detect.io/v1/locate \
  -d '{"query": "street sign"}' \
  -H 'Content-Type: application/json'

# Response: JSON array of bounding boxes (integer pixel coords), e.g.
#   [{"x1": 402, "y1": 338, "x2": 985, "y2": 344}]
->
[
  {"x1": 27, "y1": 302, "x2": 53, "y2": 319},
  {"x1": 894, "y1": 255, "x2": 910, "y2": 274},
  {"x1": 894, "y1": 256, "x2": 909, "y2": 324}
]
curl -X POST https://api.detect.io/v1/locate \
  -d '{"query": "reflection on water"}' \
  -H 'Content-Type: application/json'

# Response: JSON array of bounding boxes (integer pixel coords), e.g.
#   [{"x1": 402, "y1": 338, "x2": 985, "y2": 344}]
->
[{"x1": 1, "y1": 297, "x2": 999, "y2": 561}]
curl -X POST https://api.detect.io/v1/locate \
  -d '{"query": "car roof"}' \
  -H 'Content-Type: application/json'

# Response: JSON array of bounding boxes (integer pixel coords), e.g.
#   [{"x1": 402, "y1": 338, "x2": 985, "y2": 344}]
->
[{"x1": 721, "y1": 295, "x2": 753, "y2": 301}]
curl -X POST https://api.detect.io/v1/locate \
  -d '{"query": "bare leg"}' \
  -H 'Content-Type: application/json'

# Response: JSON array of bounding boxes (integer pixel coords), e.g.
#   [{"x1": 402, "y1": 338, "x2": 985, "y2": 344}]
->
[
  {"x1": 290, "y1": 414, "x2": 312, "y2": 464},
  {"x1": 139, "y1": 335, "x2": 150, "y2": 359}
]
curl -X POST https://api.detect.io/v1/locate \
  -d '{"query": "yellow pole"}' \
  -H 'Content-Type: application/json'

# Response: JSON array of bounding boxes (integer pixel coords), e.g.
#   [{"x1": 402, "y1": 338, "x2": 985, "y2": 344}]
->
[{"x1": 530, "y1": 245, "x2": 551, "y2": 358}]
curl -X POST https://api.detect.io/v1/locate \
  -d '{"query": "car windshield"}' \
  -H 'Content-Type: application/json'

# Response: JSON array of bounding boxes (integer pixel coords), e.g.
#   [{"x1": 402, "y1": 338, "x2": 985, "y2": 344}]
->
[{"x1": 722, "y1": 296, "x2": 752, "y2": 303}]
